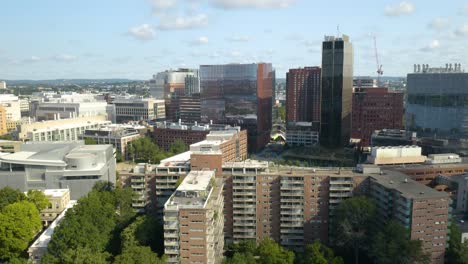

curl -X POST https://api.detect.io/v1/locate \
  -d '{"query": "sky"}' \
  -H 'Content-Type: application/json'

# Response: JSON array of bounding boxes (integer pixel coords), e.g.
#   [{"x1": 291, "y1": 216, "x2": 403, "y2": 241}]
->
[{"x1": 1, "y1": 0, "x2": 468, "y2": 80}]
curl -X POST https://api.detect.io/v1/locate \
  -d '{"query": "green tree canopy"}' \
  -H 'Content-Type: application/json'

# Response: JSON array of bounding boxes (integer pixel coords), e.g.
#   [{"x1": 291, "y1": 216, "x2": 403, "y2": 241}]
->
[
  {"x1": 0, "y1": 187, "x2": 26, "y2": 210},
  {"x1": 369, "y1": 220, "x2": 430, "y2": 264},
  {"x1": 120, "y1": 215, "x2": 163, "y2": 255},
  {"x1": 84, "y1": 138, "x2": 97, "y2": 145},
  {"x1": 43, "y1": 181, "x2": 137, "y2": 263},
  {"x1": 256, "y1": 238, "x2": 294, "y2": 264},
  {"x1": 127, "y1": 137, "x2": 170, "y2": 164},
  {"x1": 296, "y1": 240, "x2": 343, "y2": 264},
  {"x1": 332, "y1": 196, "x2": 376, "y2": 264},
  {"x1": 113, "y1": 246, "x2": 166, "y2": 264},
  {"x1": 26, "y1": 189, "x2": 49, "y2": 211},
  {"x1": 42, "y1": 247, "x2": 110, "y2": 264},
  {"x1": 446, "y1": 223, "x2": 468, "y2": 264},
  {"x1": 0, "y1": 201, "x2": 42, "y2": 260},
  {"x1": 169, "y1": 139, "x2": 187, "y2": 155}
]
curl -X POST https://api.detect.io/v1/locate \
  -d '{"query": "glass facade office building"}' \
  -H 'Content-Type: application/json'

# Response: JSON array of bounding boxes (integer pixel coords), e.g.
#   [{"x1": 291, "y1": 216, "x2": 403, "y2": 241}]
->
[
  {"x1": 406, "y1": 68, "x2": 468, "y2": 139},
  {"x1": 320, "y1": 35, "x2": 354, "y2": 147},
  {"x1": 200, "y1": 63, "x2": 274, "y2": 152}
]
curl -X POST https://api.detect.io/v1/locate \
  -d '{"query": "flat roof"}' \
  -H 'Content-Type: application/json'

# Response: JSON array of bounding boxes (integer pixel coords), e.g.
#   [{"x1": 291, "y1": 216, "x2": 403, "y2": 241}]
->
[
  {"x1": 372, "y1": 170, "x2": 449, "y2": 199},
  {"x1": 177, "y1": 170, "x2": 214, "y2": 192},
  {"x1": 167, "y1": 170, "x2": 215, "y2": 209},
  {"x1": 43, "y1": 189, "x2": 69, "y2": 198},
  {"x1": 159, "y1": 151, "x2": 192, "y2": 164}
]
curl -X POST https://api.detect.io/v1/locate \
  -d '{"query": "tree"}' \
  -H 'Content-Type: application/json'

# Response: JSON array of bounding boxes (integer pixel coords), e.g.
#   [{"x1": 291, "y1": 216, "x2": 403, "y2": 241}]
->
[
  {"x1": 277, "y1": 106, "x2": 286, "y2": 121},
  {"x1": 256, "y1": 238, "x2": 294, "y2": 264},
  {"x1": 45, "y1": 187, "x2": 119, "y2": 262},
  {"x1": 115, "y1": 151, "x2": 123, "y2": 163},
  {"x1": 446, "y1": 223, "x2": 468, "y2": 264},
  {"x1": 5, "y1": 257, "x2": 31, "y2": 264},
  {"x1": 332, "y1": 196, "x2": 376, "y2": 264},
  {"x1": 43, "y1": 247, "x2": 110, "y2": 264},
  {"x1": 0, "y1": 201, "x2": 42, "y2": 260},
  {"x1": 0, "y1": 187, "x2": 26, "y2": 210},
  {"x1": 223, "y1": 252, "x2": 256, "y2": 264},
  {"x1": 84, "y1": 138, "x2": 97, "y2": 145},
  {"x1": 296, "y1": 240, "x2": 343, "y2": 264},
  {"x1": 369, "y1": 220, "x2": 430, "y2": 264},
  {"x1": 120, "y1": 215, "x2": 164, "y2": 255},
  {"x1": 113, "y1": 246, "x2": 166, "y2": 264},
  {"x1": 169, "y1": 139, "x2": 186, "y2": 155},
  {"x1": 26, "y1": 189, "x2": 49, "y2": 211}
]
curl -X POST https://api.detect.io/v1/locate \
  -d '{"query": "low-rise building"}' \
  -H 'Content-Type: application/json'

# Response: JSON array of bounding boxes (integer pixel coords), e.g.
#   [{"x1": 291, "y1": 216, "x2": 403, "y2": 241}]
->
[
  {"x1": 0, "y1": 142, "x2": 116, "y2": 199},
  {"x1": 80, "y1": 124, "x2": 144, "y2": 158},
  {"x1": 17, "y1": 115, "x2": 110, "y2": 142},
  {"x1": 368, "y1": 145, "x2": 427, "y2": 165},
  {"x1": 163, "y1": 170, "x2": 224, "y2": 264},
  {"x1": 153, "y1": 121, "x2": 210, "y2": 151},
  {"x1": 40, "y1": 189, "x2": 70, "y2": 226},
  {"x1": 30, "y1": 92, "x2": 115, "y2": 123},
  {"x1": 113, "y1": 96, "x2": 165, "y2": 123}
]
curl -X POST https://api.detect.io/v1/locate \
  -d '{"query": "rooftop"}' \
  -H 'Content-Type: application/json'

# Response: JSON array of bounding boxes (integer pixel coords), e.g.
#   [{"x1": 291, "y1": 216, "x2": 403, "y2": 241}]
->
[
  {"x1": 372, "y1": 170, "x2": 449, "y2": 199},
  {"x1": 43, "y1": 189, "x2": 69, "y2": 198},
  {"x1": 166, "y1": 170, "x2": 215, "y2": 209}
]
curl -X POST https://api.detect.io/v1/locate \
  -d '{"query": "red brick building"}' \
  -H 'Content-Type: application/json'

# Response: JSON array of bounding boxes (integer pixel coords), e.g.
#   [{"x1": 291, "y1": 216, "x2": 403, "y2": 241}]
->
[
  {"x1": 352, "y1": 87, "x2": 404, "y2": 146},
  {"x1": 286, "y1": 67, "x2": 321, "y2": 125}
]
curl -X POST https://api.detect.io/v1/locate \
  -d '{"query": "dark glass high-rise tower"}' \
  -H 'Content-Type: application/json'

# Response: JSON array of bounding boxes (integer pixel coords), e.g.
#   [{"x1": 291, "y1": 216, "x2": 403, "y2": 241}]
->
[
  {"x1": 199, "y1": 63, "x2": 274, "y2": 152},
  {"x1": 320, "y1": 35, "x2": 353, "y2": 148}
]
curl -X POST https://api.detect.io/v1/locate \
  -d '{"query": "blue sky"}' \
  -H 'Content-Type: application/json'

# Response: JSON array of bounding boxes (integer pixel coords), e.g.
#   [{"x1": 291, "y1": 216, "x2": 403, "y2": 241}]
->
[{"x1": 1, "y1": 0, "x2": 468, "y2": 80}]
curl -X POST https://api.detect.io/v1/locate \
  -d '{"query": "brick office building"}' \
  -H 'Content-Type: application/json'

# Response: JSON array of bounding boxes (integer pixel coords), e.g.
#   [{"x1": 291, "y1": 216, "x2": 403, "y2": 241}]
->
[{"x1": 352, "y1": 87, "x2": 404, "y2": 146}]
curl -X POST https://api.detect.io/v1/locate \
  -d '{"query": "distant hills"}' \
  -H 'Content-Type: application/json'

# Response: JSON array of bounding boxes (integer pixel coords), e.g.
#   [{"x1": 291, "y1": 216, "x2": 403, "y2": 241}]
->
[{"x1": 3, "y1": 79, "x2": 141, "y2": 85}]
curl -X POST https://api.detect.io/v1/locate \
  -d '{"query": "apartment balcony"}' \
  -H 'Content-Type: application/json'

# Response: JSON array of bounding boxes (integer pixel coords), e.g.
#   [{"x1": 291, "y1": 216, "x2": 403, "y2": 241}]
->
[
  {"x1": 164, "y1": 232, "x2": 178, "y2": 238},
  {"x1": 329, "y1": 180, "x2": 352, "y2": 185},
  {"x1": 280, "y1": 234, "x2": 304, "y2": 240},
  {"x1": 280, "y1": 222, "x2": 303, "y2": 228},
  {"x1": 165, "y1": 249, "x2": 179, "y2": 255},
  {"x1": 280, "y1": 228, "x2": 303, "y2": 234},
  {"x1": 329, "y1": 186, "x2": 352, "y2": 191},
  {"x1": 233, "y1": 185, "x2": 256, "y2": 190},
  {"x1": 166, "y1": 257, "x2": 179, "y2": 264},
  {"x1": 165, "y1": 240, "x2": 179, "y2": 247},
  {"x1": 233, "y1": 197, "x2": 256, "y2": 203},
  {"x1": 281, "y1": 185, "x2": 304, "y2": 190},
  {"x1": 233, "y1": 203, "x2": 256, "y2": 209},
  {"x1": 131, "y1": 177, "x2": 145, "y2": 183}
]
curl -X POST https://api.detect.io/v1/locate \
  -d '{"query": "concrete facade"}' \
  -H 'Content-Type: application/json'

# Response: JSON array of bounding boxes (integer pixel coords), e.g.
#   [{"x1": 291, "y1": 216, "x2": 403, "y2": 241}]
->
[{"x1": 0, "y1": 142, "x2": 116, "y2": 199}]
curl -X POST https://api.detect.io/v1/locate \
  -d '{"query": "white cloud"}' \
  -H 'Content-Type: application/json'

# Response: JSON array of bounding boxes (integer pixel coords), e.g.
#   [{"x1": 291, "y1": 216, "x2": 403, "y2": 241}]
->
[
  {"x1": 212, "y1": 0, "x2": 295, "y2": 9},
  {"x1": 385, "y1": 1, "x2": 415, "y2": 17},
  {"x1": 420, "y1": 39, "x2": 440, "y2": 52},
  {"x1": 53, "y1": 54, "x2": 78, "y2": 62},
  {"x1": 151, "y1": 0, "x2": 177, "y2": 12},
  {"x1": 455, "y1": 24, "x2": 468, "y2": 36},
  {"x1": 128, "y1": 24, "x2": 156, "y2": 40},
  {"x1": 23, "y1": 56, "x2": 41, "y2": 63},
  {"x1": 158, "y1": 14, "x2": 208, "y2": 30},
  {"x1": 192, "y1": 36, "x2": 209, "y2": 45},
  {"x1": 228, "y1": 35, "x2": 251, "y2": 42},
  {"x1": 428, "y1": 17, "x2": 450, "y2": 31}
]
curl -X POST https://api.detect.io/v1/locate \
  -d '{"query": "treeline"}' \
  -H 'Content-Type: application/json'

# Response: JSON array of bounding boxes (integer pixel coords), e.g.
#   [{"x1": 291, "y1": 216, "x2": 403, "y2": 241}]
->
[
  {"x1": 42, "y1": 182, "x2": 165, "y2": 264},
  {"x1": 224, "y1": 238, "x2": 342, "y2": 264},
  {"x1": 126, "y1": 137, "x2": 186, "y2": 163},
  {"x1": 0, "y1": 187, "x2": 49, "y2": 263}
]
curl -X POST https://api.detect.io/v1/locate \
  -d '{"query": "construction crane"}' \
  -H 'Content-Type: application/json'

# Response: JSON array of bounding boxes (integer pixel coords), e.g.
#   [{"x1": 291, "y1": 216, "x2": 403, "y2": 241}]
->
[{"x1": 373, "y1": 35, "x2": 383, "y2": 86}]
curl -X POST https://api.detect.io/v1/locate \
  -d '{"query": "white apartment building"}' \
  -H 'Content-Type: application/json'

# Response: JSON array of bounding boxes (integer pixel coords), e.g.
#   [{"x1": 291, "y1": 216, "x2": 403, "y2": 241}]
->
[
  {"x1": 17, "y1": 115, "x2": 110, "y2": 142},
  {"x1": 30, "y1": 92, "x2": 115, "y2": 123},
  {"x1": 0, "y1": 81, "x2": 6, "y2": 89},
  {"x1": 113, "y1": 96, "x2": 165, "y2": 123}
]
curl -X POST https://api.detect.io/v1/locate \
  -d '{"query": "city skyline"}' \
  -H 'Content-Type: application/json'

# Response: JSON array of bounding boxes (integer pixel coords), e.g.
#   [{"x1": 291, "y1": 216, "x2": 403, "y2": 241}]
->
[{"x1": 2, "y1": 0, "x2": 468, "y2": 80}]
